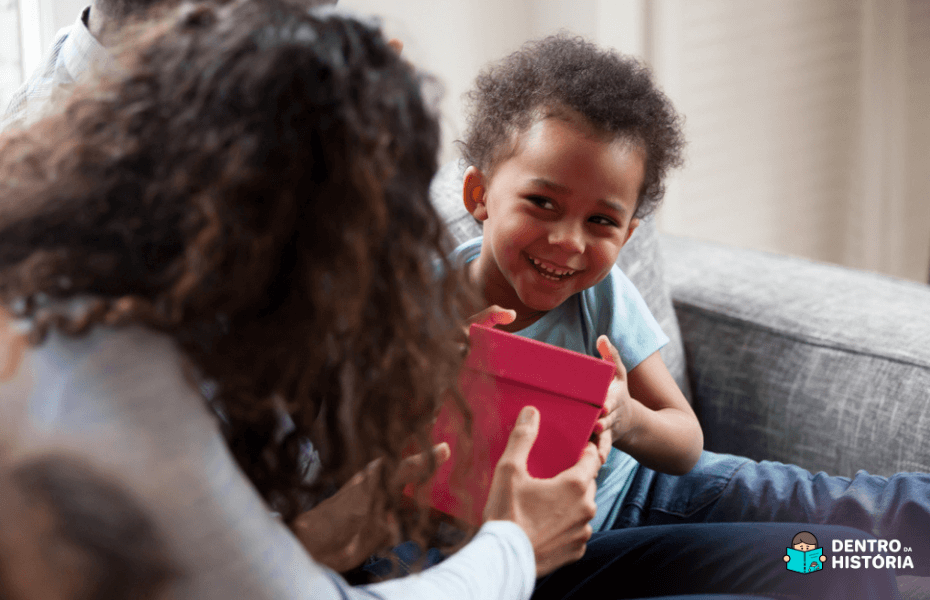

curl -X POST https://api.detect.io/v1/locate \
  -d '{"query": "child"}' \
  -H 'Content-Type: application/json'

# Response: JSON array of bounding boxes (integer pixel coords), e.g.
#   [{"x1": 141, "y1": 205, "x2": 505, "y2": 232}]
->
[
  {"x1": 455, "y1": 33, "x2": 699, "y2": 533},
  {"x1": 455, "y1": 33, "x2": 930, "y2": 571}
]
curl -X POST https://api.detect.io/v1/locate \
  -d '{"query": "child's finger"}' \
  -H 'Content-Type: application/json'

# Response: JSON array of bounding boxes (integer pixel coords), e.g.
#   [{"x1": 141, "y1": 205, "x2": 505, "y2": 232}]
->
[
  {"x1": 468, "y1": 305, "x2": 517, "y2": 328},
  {"x1": 596, "y1": 335, "x2": 628, "y2": 379},
  {"x1": 596, "y1": 407, "x2": 620, "y2": 439},
  {"x1": 590, "y1": 429, "x2": 611, "y2": 464}
]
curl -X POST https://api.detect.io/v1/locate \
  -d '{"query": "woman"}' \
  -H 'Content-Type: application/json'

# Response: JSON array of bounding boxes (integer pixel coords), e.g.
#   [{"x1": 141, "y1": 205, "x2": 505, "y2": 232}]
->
[{"x1": 0, "y1": 2, "x2": 597, "y2": 598}]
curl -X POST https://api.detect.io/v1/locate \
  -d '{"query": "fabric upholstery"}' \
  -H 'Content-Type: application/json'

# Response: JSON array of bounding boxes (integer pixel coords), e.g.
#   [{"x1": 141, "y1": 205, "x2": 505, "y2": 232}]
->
[{"x1": 662, "y1": 235, "x2": 930, "y2": 479}]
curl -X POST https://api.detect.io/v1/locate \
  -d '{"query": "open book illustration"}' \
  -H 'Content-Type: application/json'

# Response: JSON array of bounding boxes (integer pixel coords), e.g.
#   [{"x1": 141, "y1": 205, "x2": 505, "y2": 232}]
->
[{"x1": 786, "y1": 547, "x2": 824, "y2": 573}]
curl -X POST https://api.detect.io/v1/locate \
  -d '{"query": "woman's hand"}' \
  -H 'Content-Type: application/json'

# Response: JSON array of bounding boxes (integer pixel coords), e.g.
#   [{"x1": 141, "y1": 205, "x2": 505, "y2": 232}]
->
[
  {"x1": 482, "y1": 406, "x2": 600, "y2": 577},
  {"x1": 293, "y1": 443, "x2": 451, "y2": 573}
]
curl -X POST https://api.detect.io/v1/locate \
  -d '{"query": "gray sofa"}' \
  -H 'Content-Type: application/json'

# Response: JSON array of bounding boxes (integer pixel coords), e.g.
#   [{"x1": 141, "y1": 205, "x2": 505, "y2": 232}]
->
[{"x1": 431, "y1": 160, "x2": 930, "y2": 597}]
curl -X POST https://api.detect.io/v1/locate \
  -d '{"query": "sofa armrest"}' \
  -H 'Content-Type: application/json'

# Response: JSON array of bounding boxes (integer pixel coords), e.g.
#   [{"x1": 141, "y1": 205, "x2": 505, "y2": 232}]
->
[{"x1": 660, "y1": 234, "x2": 930, "y2": 478}]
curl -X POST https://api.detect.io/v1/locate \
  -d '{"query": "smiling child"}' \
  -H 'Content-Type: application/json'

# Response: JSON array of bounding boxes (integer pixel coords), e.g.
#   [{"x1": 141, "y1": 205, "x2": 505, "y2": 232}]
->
[{"x1": 452, "y1": 35, "x2": 930, "y2": 562}]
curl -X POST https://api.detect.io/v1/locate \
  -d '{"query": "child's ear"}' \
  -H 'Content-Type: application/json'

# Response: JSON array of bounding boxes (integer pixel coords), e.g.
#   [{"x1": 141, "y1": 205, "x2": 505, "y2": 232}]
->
[
  {"x1": 622, "y1": 217, "x2": 640, "y2": 246},
  {"x1": 463, "y1": 166, "x2": 488, "y2": 221}
]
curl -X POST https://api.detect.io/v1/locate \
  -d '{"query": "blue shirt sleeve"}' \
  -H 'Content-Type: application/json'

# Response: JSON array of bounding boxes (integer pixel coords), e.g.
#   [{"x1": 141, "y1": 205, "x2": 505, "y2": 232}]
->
[{"x1": 582, "y1": 265, "x2": 669, "y2": 371}]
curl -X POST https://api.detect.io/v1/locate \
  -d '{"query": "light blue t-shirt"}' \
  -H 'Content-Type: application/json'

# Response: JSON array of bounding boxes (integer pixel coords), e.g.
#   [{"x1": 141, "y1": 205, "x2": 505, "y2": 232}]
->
[{"x1": 452, "y1": 237, "x2": 670, "y2": 531}]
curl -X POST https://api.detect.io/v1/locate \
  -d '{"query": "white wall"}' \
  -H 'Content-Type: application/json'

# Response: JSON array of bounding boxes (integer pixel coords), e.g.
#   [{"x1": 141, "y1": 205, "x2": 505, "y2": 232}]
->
[
  {"x1": 339, "y1": 0, "x2": 648, "y2": 163},
  {"x1": 653, "y1": 0, "x2": 864, "y2": 267},
  {"x1": 1, "y1": 0, "x2": 86, "y2": 111},
  {"x1": 340, "y1": 0, "x2": 532, "y2": 163},
  {"x1": 37, "y1": 0, "x2": 84, "y2": 44},
  {"x1": 906, "y1": 0, "x2": 930, "y2": 284},
  {"x1": 652, "y1": 0, "x2": 930, "y2": 282}
]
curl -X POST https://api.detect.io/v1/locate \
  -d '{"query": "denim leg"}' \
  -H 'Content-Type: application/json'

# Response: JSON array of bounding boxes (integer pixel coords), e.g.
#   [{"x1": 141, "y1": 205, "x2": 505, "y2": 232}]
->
[
  {"x1": 359, "y1": 541, "x2": 447, "y2": 581},
  {"x1": 614, "y1": 451, "x2": 752, "y2": 529},
  {"x1": 533, "y1": 523, "x2": 901, "y2": 600},
  {"x1": 615, "y1": 450, "x2": 930, "y2": 576}
]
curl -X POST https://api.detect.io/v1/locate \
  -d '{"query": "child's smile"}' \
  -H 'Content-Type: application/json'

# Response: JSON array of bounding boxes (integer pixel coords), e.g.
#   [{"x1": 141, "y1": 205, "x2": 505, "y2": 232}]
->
[
  {"x1": 527, "y1": 254, "x2": 578, "y2": 281},
  {"x1": 465, "y1": 113, "x2": 645, "y2": 329}
]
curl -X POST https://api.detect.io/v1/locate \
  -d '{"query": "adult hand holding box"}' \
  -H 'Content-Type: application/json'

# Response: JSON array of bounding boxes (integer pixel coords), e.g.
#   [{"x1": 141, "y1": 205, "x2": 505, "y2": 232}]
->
[{"x1": 416, "y1": 323, "x2": 614, "y2": 525}]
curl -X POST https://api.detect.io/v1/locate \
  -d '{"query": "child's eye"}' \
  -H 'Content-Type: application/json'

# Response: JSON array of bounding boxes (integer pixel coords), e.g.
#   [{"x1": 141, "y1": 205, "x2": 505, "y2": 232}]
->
[
  {"x1": 526, "y1": 195, "x2": 555, "y2": 210},
  {"x1": 589, "y1": 216, "x2": 619, "y2": 227}
]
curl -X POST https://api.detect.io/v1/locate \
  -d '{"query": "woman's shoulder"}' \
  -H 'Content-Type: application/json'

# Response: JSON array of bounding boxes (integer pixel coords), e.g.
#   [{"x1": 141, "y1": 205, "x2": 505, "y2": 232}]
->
[
  {"x1": 0, "y1": 321, "x2": 344, "y2": 599},
  {"x1": 13, "y1": 325, "x2": 203, "y2": 436}
]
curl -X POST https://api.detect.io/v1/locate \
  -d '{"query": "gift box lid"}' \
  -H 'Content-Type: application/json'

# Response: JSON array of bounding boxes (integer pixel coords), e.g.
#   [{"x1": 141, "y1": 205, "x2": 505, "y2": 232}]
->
[{"x1": 464, "y1": 323, "x2": 614, "y2": 409}]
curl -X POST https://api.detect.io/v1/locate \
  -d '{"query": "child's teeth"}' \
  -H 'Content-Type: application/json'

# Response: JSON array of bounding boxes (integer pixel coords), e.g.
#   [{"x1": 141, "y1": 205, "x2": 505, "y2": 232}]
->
[{"x1": 531, "y1": 257, "x2": 575, "y2": 278}]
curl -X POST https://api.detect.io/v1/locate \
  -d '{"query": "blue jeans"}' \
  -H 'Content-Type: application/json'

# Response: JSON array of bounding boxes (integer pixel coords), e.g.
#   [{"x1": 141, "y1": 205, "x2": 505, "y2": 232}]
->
[
  {"x1": 532, "y1": 523, "x2": 901, "y2": 600},
  {"x1": 613, "y1": 451, "x2": 930, "y2": 576},
  {"x1": 366, "y1": 523, "x2": 901, "y2": 599}
]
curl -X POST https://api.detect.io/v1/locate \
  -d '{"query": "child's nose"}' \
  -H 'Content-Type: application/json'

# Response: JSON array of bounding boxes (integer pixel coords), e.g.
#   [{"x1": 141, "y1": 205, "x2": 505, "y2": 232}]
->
[{"x1": 548, "y1": 221, "x2": 585, "y2": 254}]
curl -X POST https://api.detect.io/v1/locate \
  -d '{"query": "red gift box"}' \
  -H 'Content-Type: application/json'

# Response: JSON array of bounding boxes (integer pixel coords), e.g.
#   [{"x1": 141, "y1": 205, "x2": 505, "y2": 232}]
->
[{"x1": 412, "y1": 323, "x2": 614, "y2": 525}]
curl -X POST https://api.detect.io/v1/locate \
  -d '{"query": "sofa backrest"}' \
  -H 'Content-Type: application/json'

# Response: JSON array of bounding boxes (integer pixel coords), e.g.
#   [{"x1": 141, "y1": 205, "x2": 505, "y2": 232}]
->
[
  {"x1": 663, "y1": 234, "x2": 930, "y2": 477},
  {"x1": 430, "y1": 160, "x2": 692, "y2": 400}
]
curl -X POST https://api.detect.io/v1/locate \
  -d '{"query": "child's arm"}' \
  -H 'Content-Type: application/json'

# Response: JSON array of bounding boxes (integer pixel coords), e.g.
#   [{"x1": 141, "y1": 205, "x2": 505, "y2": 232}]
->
[{"x1": 595, "y1": 336, "x2": 703, "y2": 475}]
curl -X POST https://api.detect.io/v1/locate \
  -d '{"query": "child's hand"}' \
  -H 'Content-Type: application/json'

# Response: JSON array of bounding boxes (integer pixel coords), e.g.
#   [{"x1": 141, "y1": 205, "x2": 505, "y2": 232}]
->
[
  {"x1": 594, "y1": 340, "x2": 703, "y2": 475},
  {"x1": 465, "y1": 305, "x2": 516, "y2": 332},
  {"x1": 593, "y1": 335, "x2": 635, "y2": 461}
]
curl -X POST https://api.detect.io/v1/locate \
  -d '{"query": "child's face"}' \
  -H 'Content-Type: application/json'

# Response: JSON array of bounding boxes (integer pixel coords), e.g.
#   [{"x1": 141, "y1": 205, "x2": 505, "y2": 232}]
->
[
  {"x1": 465, "y1": 116, "x2": 644, "y2": 317},
  {"x1": 793, "y1": 542, "x2": 816, "y2": 551}
]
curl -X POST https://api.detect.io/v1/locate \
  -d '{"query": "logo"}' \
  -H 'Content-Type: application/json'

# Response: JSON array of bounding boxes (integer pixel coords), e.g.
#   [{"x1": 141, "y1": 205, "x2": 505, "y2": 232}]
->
[
  {"x1": 831, "y1": 538, "x2": 915, "y2": 570},
  {"x1": 783, "y1": 530, "x2": 916, "y2": 572},
  {"x1": 784, "y1": 531, "x2": 826, "y2": 574}
]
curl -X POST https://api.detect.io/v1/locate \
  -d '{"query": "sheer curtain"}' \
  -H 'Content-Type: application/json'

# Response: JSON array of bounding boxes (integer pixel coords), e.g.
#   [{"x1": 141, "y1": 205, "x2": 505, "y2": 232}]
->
[{"x1": 650, "y1": 0, "x2": 930, "y2": 284}]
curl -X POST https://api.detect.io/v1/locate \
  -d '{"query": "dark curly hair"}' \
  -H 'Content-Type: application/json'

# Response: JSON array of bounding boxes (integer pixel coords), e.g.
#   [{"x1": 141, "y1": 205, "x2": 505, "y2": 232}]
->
[
  {"x1": 0, "y1": 0, "x2": 469, "y2": 538},
  {"x1": 461, "y1": 34, "x2": 686, "y2": 218}
]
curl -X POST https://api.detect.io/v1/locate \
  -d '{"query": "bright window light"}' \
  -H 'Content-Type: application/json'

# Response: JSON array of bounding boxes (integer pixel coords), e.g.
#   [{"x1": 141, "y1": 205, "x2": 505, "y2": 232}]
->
[{"x1": 18, "y1": 0, "x2": 43, "y2": 77}]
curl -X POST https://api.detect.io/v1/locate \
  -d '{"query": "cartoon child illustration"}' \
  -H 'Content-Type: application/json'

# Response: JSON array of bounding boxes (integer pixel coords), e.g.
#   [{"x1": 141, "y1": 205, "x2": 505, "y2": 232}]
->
[{"x1": 784, "y1": 531, "x2": 827, "y2": 573}]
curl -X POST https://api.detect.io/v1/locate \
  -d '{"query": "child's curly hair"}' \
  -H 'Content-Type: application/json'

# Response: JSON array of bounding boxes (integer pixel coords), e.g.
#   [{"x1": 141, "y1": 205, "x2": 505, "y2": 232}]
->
[
  {"x1": 0, "y1": 0, "x2": 468, "y2": 537},
  {"x1": 461, "y1": 34, "x2": 686, "y2": 218}
]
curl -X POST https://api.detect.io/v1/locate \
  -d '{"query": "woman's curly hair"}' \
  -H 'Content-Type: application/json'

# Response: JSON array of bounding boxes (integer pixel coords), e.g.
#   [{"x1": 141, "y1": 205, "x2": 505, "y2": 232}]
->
[
  {"x1": 461, "y1": 34, "x2": 686, "y2": 218},
  {"x1": 0, "y1": 0, "x2": 468, "y2": 534}
]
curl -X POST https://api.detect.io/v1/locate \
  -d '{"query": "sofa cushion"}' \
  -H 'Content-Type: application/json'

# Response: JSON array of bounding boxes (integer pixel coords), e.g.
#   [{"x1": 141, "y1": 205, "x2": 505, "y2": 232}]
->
[
  {"x1": 662, "y1": 235, "x2": 930, "y2": 478},
  {"x1": 430, "y1": 160, "x2": 691, "y2": 400}
]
